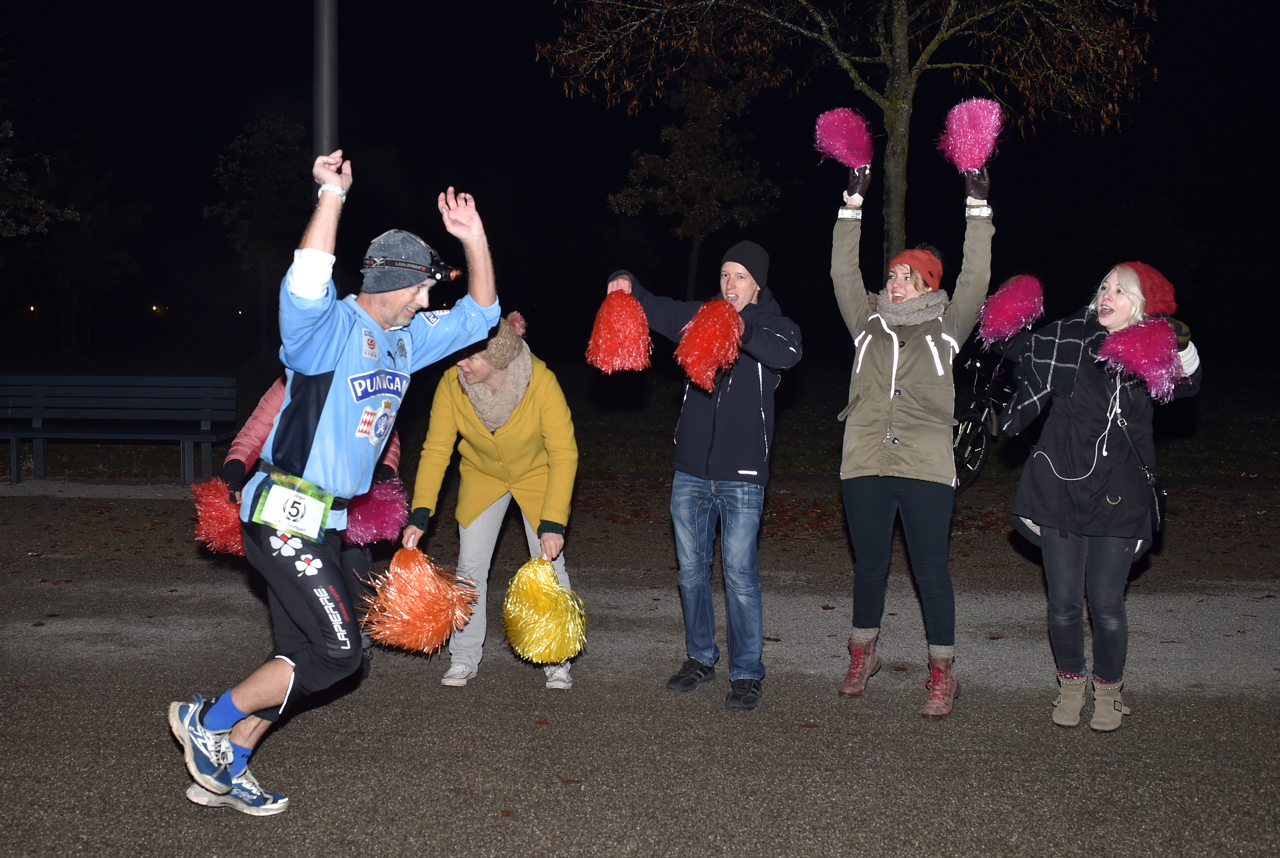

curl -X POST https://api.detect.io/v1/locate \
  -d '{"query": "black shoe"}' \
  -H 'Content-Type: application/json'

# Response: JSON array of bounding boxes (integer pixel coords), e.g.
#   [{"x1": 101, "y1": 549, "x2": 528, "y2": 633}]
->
[
  {"x1": 666, "y1": 658, "x2": 716, "y2": 692},
  {"x1": 725, "y1": 678, "x2": 763, "y2": 710}
]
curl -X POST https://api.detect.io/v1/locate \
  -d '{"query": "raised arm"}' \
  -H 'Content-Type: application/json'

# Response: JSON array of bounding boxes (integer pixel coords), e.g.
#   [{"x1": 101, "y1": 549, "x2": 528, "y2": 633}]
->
[
  {"x1": 831, "y1": 166, "x2": 872, "y2": 336},
  {"x1": 299, "y1": 151, "x2": 352, "y2": 253},
  {"x1": 945, "y1": 168, "x2": 995, "y2": 343},
  {"x1": 438, "y1": 188, "x2": 496, "y2": 308}
]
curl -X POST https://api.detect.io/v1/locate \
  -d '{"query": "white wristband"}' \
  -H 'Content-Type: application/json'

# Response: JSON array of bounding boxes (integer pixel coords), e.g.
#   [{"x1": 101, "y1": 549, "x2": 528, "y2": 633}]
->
[
  {"x1": 318, "y1": 183, "x2": 346, "y2": 202},
  {"x1": 838, "y1": 207, "x2": 862, "y2": 220},
  {"x1": 965, "y1": 204, "x2": 992, "y2": 219}
]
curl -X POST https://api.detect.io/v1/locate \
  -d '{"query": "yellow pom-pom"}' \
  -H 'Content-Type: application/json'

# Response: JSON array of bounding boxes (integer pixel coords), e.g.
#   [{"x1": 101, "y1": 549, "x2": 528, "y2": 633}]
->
[
  {"x1": 361, "y1": 548, "x2": 476, "y2": 654},
  {"x1": 503, "y1": 557, "x2": 587, "y2": 663}
]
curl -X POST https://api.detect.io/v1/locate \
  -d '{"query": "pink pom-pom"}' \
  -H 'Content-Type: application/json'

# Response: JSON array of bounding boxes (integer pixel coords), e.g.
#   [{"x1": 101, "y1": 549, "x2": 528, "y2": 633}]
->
[
  {"x1": 587, "y1": 291, "x2": 652, "y2": 373},
  {"x1": 362, "y1": 548, "x2": 476, "y2": 654},
  {"x1": 937, "y1": 98, "x2": 1003, "y2": 172},
  {"x1": 192, "y1": 477, "x2": 244, "y2": 555},
  {"x1": 1097, "y1": 318, "x2": 1184, "y2": 403},
  {"x1": 506, "y1": 311, "x2": 527, "y2": 338},
  {"x1": 978, "y1": 275, "x2": 1044, "y2": 348},
  {"x1": 815, "y1": 108, "x2": 874, "y2": 169},
  {"x1": 675, "y1": 300, "x2": 742, "y2": 392},
  {"x1": 343, "y1": 478, "x2": 409, "y2": 545}
]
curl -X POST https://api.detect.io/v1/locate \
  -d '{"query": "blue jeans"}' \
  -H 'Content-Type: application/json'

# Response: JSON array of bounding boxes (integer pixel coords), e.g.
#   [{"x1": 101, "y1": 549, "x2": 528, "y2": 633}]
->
[
  {"x1": 670, "y1": 471, "x2": 765, "y2": 681},
  {"x1": 1040, "y1": 528, "x2": 1137, "y2": 682}
]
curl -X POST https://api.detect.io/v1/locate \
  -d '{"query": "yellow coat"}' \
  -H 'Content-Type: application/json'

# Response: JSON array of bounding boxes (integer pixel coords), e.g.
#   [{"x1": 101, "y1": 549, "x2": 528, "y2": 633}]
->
[{"x1": 411, "y1": 355, "x2": 578, "y2": 530}]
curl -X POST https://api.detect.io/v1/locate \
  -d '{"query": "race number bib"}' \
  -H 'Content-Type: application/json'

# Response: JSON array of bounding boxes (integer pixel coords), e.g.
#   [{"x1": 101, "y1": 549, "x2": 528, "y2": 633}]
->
[{"x1": 251, "y1": 474, "x2": 334, "y2": 541}]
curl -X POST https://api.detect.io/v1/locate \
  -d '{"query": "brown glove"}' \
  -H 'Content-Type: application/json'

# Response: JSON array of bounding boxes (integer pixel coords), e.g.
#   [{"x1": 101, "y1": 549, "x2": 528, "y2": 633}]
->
[{"x1": 964, "y1": 167, "x2": 990, "y2": 201}]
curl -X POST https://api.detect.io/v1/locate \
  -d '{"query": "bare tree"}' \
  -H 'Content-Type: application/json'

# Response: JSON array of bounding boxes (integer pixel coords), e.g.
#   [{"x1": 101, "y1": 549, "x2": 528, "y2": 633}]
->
[
  {"x1": 609, "y1": 62, "x2": 781, "y2": 298},
  {"x1": 543, "y1": 0, "x2": 1154, "y2": 266}
]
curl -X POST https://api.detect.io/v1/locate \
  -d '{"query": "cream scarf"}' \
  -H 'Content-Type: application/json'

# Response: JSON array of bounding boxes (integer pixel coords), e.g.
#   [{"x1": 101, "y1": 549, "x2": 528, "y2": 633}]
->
[{"x1": 459, "y1": 344, "x2": 533, "y2": 431}]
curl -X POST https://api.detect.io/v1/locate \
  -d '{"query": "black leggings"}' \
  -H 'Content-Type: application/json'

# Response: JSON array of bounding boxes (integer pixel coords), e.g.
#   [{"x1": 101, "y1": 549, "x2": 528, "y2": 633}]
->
[
  {"x1": 242, "y1": 522, "x2": 364, "y2": 712},
  {"x1": 843, "y1": 476, "x2": 956, "y2": 647}
]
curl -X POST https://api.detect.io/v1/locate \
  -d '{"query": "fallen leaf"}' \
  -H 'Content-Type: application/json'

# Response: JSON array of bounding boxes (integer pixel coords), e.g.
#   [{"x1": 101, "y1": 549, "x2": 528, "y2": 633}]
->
[
  {"x1": 500, "y1": 810, "x2": 515, "y2": 818},
  {"x1": 821, "y1": 605, "x2": 835, "y2": 610},
  {"x1": 563, "y1": 778, "x2": 583, "y2": 784},
  {"x1": 533, "y1": 719, "x2": 548, "y2": 725},
  {"x1": 32, "y1": 622, "x2": 45, "y2": 627},
  {"x1": 798, "y1": 722, "x2": 819, "y2": 729},
  {"x1": 764, "y1": 637, "x2": 781, "y2": 642}
]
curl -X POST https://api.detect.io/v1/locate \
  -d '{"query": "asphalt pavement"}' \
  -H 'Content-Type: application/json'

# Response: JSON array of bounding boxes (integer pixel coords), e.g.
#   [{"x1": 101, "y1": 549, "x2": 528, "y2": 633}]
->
[{"x1": 1, "y1": 482, "x2": 1277, "y2": 856}]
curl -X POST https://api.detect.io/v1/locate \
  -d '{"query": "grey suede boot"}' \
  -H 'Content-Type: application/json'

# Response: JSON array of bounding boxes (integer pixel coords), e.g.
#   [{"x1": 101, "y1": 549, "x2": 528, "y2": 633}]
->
[
  {"x1": 1052, "y1": 674, "x2": 1088, "y2": 728},
  {"x1": 1090, "y1": 679, "x2": 1131, "y2": 732}
]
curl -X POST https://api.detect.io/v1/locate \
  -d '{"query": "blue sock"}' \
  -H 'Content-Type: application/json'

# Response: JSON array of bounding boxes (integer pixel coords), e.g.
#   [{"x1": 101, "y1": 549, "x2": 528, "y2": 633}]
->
[
  {"x1": 229, "y1": 742, "x2": 252, "y2": 777},
  {"x1": 202, "y1": 691, "x2": 248, "y2": 732}
]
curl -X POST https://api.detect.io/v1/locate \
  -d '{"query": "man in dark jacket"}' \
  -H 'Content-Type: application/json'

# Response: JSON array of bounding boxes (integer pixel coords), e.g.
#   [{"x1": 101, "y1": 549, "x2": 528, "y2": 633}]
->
[{"x1": 607, "y1": 241, "x2": 802, "y2": 710}]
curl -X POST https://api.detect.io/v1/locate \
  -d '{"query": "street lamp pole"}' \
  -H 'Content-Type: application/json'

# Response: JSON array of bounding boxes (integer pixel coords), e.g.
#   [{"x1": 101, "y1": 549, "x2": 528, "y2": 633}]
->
[{"x1": 313, "y1": 0, "x2": 338, "y2": 156}]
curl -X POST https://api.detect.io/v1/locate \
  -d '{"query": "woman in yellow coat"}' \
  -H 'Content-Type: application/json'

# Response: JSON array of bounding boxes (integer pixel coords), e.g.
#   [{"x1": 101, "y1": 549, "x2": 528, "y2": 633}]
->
[{"x1": 401, "y1": 313, "x2": 579, "y2": 689}]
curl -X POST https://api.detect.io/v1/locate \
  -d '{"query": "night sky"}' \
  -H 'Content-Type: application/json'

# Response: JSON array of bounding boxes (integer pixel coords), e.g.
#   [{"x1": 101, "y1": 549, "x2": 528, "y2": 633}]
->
[{"x1": 2, "y1": 2, "x2": 1273, "y2": 378}]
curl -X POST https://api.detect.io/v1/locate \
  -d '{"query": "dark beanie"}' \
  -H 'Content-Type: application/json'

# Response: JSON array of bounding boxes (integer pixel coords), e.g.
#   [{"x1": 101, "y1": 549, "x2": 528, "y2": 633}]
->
[{"x1": 722, "y1": 241, "x2": 769, "y2": 289}]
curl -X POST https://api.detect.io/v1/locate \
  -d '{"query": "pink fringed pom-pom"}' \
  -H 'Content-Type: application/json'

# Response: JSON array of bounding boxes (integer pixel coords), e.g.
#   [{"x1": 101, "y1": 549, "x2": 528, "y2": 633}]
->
[
  {"x1": 362, "y1": 548, "x2": 477, "y2": 654},
  {"x1": 978, "y1": 275, "x2": 1044, "y2": 349},
  {"x1": 937, "y1": 98, "x2": 1003, "y2": 172},
  {"x1": 587, "y1": 290, "x2": 652, "y2": 373},
  {"x1": 192, "y1": 477, "x2": 244, "y2": 555},
  {"x1": 343, "y1": 478, "x2": 409, "y2": 545},
  {"x1": 1097, "y1": 318, "x2": 1184, "y2": 403},
  {"x1": 815, "y1": 108, "x2": 874, "y2": 169},
  {"x1": 675, "y1": 300, "x2": 742, "y2": 392},
  {"x1": 506, "y1": 311, "x2": 527, "y2": 337}
]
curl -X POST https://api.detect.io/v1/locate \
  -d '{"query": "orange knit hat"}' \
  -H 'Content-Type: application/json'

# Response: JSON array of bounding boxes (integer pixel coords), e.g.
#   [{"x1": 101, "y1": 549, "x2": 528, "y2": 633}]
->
[{"x1": 889, "y1": 248, "x2": 943, "y2": 292}]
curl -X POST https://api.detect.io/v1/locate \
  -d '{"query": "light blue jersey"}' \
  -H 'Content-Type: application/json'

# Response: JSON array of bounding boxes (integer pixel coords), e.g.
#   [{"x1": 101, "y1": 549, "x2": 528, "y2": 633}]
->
[{"x1": 240, "y1": 264, "x2": 499, "y2": 530}]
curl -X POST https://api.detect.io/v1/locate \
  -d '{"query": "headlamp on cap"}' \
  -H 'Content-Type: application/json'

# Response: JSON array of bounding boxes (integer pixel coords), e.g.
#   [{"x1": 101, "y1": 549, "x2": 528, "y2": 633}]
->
[{"x1": 361, "y1": 254, "x2": 461, "y2": 285}]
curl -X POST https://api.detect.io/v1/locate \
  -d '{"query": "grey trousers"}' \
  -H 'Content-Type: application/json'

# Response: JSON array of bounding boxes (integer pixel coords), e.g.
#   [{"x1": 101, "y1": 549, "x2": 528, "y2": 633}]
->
[{"x1": 450, "y1": 493, "x2": 571, "y2": 669}]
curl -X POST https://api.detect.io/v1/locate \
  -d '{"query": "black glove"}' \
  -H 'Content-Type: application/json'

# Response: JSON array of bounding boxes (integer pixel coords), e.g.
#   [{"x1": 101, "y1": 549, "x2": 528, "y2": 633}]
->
[
  {"x1": 373, "y1": 463, "x2": 396, "y2": 484},
  {"x1": 847, "y1": 165, "x2": 871, "y2": 201},
  {"x1": 1167, "y1": 317, "x2": 1191, "y2": 349},
  {"x1": 221, "y1": 458, "x2": 247, "y2": 491},
  {"x1": 964, "y1": 167, "x2": 990, "y2": 202}
]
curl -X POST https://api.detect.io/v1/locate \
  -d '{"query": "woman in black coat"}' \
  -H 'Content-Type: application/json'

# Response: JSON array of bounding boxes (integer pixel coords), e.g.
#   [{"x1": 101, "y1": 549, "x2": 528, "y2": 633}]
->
[{"x1": 998, "y1": 262, "x2": 1201, "y2": 731}]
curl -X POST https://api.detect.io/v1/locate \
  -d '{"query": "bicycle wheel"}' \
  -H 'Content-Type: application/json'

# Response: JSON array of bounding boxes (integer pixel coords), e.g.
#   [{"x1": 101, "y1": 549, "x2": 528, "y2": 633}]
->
[{"x1": 953, "y1": 414, "x2": 991, "y2": 496}]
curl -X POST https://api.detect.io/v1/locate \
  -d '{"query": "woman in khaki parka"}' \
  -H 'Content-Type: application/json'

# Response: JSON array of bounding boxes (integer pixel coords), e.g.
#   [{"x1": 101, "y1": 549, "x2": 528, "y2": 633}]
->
[
  {"x1": 401, "y1": 313, "x2": 578, "y2": 691},
  {"x1": 829, "y1": 165, "x2": 994, "y2": 717}
]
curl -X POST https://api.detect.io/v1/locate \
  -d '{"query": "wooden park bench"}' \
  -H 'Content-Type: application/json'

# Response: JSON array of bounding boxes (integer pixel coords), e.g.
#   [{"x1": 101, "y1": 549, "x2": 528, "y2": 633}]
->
[{"x1": 1, "y1": 376, "x2": 237, "y2": 486}]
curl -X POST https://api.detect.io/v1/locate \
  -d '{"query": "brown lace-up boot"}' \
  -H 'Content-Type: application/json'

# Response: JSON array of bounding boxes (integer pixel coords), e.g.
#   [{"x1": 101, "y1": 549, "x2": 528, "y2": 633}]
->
[
  {"x1": 838, "y1": 638, "x2": 881, "y2": 697},
  {"x1": 921, "y1": 657, "x2": 958, "y2": 717}
]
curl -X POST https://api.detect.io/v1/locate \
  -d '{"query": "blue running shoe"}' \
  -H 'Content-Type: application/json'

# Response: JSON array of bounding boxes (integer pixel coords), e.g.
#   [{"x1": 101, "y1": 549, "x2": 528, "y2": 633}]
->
[
  {"x1": 168, "y1": 693, "x2": 233, "y2": 794},
  {"x1": 185, "y1": 768, "x2": 289, "y2": 816}
]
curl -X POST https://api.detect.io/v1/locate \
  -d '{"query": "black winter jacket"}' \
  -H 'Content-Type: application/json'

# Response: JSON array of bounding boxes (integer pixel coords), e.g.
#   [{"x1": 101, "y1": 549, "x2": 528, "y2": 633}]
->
[
  {"x1": 610, "y1": 271, "x2": 803, "y2": 486},
  {"x1": 1006, "y1": 312, "x2": 1201, "y2": 541}
]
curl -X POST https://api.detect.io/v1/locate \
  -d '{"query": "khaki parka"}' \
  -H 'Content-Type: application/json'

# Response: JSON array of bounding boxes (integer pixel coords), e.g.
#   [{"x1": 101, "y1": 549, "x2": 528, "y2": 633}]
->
[{"x1": 830, "y1": 210, "x2": 995, "y2": 487}]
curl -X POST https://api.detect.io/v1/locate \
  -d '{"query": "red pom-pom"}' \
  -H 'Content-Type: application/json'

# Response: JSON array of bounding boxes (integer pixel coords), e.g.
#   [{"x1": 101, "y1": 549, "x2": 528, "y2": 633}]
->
[
  {"x1": 815, "y1": 108, "x2": 874, "y2": 168},
  {"x1": 192, "y1": 477, "x2": 244, "y2": 555},
  {"x1": 343, "y1": 478, "x2": 409, "y2": 545},
  {"x1": 675, "y1": 300, "x2": 742, "y2": 392},
  {"x1": 978, "y1": 275, "x2": 1044, "y2": 348},
  {"x1": 937, "y1": 98, "x2": 1003, "y2": 172},
  {"x1": 587, "y1": 291, "x2": 652, "y2": 373},
  {"x1": 1097, "y1": 318, "x2": 1184, "y2": 403},
  {"x1": 362, "y1": 548, "x2": 477, "y2": 654}
]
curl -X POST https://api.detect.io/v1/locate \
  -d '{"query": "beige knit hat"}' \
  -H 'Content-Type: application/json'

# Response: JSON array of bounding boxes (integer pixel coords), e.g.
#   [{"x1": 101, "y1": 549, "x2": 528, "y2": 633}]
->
[{"x1": 474, "y1": 312, "x2": 527, "y2": 369}]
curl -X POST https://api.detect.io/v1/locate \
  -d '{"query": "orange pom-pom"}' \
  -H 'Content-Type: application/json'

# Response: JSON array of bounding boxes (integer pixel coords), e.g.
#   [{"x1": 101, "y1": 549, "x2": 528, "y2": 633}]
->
[
  {"x1": 361, "y1": 548, "x2": 476, "y2": 654},
  {"x1": 192, "y1": 478, "x2": 244, "y2": 555},
  {"x1": 674, "y1": 300, "x2": 741, "y2": 391},
  {"x1": 586, "y1": 291, "x2": 651, "y2": 373}
]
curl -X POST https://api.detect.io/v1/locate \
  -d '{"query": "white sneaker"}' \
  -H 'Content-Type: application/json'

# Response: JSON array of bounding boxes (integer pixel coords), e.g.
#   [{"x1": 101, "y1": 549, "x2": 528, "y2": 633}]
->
[
  {"x1": 544, "y1": 662, "x2": 573, "y2": 690},
  {"x1": 441, "y1": 664, "x2": 477, "y2": 687}
]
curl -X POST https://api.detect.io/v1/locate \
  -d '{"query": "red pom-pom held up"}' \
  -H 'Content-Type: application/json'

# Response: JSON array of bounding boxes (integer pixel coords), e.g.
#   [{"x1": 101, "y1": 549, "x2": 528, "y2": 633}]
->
[
  {"x1": 587, "y1": 291, "x2": 652, "y2": 373},
  {"x1": 192, "y1": 478, "x2": 244, "y2": 555},
  {"x1": 815, "y1": 108, "x2": 874, "y2": 169},
  {"x1": 937, "y1": 98, "x2": 1003, "y2": 172},
  {"x1": 362, "y1": 548, "x2": 477, "y2": 654},
  {"x1": 343, "y1": 478, "x2": 409, "y2": 545},
  {"x1": 978, "y1": 275, "x2": 1044, "y2": 349},
  {"x1": 1097, "y1": 318, "x2": 1184, "y2": 403},
  {"x1": 675, "y1": 300, "x2": 742, "y2": 392}
]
